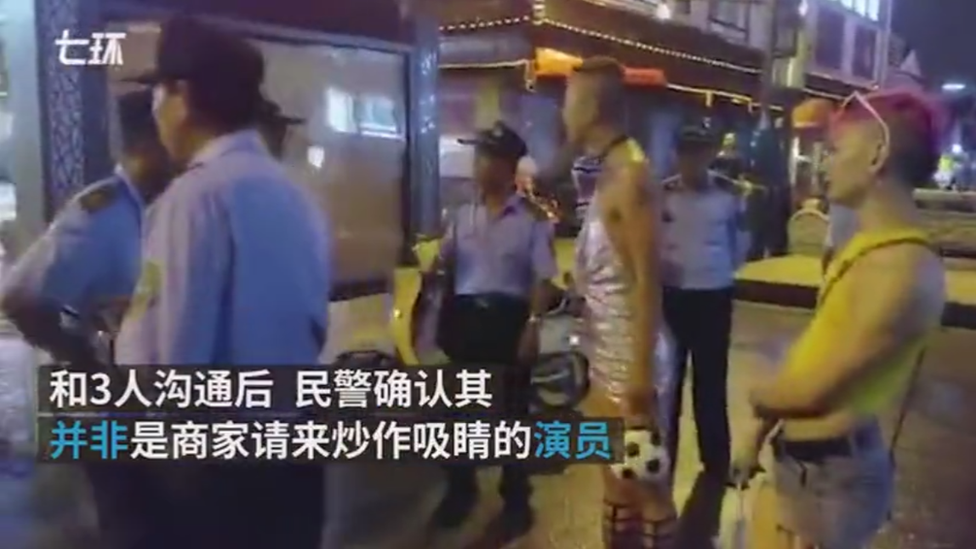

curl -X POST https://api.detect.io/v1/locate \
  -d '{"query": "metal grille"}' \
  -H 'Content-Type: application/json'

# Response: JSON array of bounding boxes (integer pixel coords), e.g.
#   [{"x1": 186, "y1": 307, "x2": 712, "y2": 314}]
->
[{"x1": 35, "y1": 0, "x2": 110, "y2": 218}]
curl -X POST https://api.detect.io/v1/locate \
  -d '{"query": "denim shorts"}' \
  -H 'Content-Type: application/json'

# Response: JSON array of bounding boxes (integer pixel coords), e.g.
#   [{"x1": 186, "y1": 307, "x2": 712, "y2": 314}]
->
[{"x1": 771, "y1": 428, "x2": 894, "y2": 548}]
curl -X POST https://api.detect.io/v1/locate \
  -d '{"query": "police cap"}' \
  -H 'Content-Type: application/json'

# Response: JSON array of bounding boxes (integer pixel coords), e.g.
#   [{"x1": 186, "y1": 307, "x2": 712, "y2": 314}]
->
[
  {"x1": 676, "y1": 121, "x2": 720, "y2": 152},
  {"x1": 127, "y1": 16, "x2": 264, "y2": 109},
  {"x1": 458, "y1": 121, "x2": 529, "y2": 161}
]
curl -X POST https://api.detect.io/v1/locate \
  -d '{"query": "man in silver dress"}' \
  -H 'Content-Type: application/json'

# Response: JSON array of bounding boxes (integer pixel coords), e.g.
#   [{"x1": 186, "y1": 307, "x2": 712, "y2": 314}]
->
[{"x1": 564, "y1": 56, "x2": 679, "y2": 548}]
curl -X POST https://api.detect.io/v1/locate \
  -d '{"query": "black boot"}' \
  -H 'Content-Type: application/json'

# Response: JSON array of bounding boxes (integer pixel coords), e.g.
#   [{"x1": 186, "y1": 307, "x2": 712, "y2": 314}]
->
[{"x1": 434, "y1": 465, "x2": 478, "y2": 529}]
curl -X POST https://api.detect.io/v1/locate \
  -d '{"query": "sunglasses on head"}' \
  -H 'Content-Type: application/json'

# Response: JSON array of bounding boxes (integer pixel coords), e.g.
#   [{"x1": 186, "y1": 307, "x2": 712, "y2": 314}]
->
[
  {"x1": 834, "y1": 89, "x2": 944, "y2": 149},
  {"x1": 836, "y1": 92, "x2": 891, "y2": 151}
]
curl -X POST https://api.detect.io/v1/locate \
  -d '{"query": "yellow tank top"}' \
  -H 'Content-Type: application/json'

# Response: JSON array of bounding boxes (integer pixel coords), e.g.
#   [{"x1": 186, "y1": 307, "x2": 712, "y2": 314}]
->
[{"x1": 787, "y1": 229, "x2": 936, "y2": 415}]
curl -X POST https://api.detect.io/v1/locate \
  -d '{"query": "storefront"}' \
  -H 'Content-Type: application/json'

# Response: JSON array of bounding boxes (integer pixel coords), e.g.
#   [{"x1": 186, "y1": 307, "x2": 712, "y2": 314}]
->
[
  {"x1": 435, "y1": 0, "x2": 857, "y2": 207},
  {"x1": 1, "y1": 0, "x2": 440, "y2": 295}
]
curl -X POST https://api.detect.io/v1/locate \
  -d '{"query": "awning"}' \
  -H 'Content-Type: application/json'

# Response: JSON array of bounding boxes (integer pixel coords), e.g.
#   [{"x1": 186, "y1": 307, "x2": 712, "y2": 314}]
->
[{"x1": 533, "y1": 48, "x2": 666, "y2": 86}]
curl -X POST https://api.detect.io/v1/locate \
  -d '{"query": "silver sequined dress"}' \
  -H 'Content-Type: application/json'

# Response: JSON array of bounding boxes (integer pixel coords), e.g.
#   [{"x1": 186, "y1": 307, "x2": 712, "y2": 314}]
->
[{"x1": 573, "y1": 161, "x2": 677, "y2": 431}]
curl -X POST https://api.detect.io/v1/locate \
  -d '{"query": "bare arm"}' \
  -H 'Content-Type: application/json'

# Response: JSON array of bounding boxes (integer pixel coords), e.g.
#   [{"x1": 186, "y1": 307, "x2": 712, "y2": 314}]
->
[
  {"x1": 753, "y1": 246, "x2": 942, "y2": 418},
  {"x1": 428, "y1": 212, "x2": 458, "y2": 275},
  {"x1": 603, "y1": 157, "x2": 662, "y2": 393},
  {"x1": 745, "y1": 418, "x2": 778, "y2": 452},
  {"x1": 528, "y1": 221, "x2": 558, "y2": 318}
]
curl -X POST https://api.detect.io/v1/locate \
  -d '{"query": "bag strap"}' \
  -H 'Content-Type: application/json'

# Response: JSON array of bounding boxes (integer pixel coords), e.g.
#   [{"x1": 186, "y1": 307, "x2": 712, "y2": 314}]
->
[
  {"x1": 889, "y1": 348, "x2": 926, "y2": 463},
  {"x1": 818, "y1": 233, "x2": 935, "y2": 307}
]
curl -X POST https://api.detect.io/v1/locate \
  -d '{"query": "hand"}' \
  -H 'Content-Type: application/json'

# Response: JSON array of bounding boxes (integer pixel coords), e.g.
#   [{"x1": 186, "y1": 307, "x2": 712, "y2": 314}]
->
[
  {"x1": 516, "y1": 321, "x2": 540, "y2": 364},
  {"x1": 729, "y1": 443, "x2": 762, "y2": 489},
  {"x1": 622, "y1": 381, "x2": 659, "y2": 429},
  {"x1": 748, "y1": 382, "x2": 776, "y2": 420},
  {"x1": 564, "y1": 292, "x2": 585, "y2": 317}
]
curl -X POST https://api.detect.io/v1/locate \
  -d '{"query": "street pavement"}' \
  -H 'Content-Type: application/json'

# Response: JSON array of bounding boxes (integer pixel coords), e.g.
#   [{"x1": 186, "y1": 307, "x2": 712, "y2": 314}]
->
[
  {"x1": 0, "y1": 303, "x2": 974, "y2": 548},
  {"x1": 434, "y1": 304, "x2": 976, "y2": 549}
]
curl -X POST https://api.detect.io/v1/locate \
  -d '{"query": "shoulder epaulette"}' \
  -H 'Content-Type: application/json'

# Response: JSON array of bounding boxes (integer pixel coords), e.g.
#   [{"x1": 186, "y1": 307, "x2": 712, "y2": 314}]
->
[
  {"x1": 711, "y1": 173, "x2": 742, "y2": 195},
  {"x1": 76, "y1": 180, "x2": 120, "y2": 214}
]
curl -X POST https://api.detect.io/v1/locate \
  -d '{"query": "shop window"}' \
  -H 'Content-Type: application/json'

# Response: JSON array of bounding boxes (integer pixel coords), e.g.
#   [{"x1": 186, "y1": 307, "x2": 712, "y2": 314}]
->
[
  {"x1": 102, "y1": 20, "x2": 409, "y2": 287},
  {"x1": 812, "y1": 7, "x2": 846, "y2": 70},
  {"x1": 253, "y1": 42, "x2": 407, "y2": 285},
  {"x1": 358, "y1": 93, "x2": 401, "y2": 139},
  {"x1": 326, "y1": 88, "x2": 356, "y2": 134},
  {"x1": 709, "y1": 0, "x2": 748, "y2": 30},
  {"x1": 866, "y1": 0, "x2": 880, "y2": 20}
]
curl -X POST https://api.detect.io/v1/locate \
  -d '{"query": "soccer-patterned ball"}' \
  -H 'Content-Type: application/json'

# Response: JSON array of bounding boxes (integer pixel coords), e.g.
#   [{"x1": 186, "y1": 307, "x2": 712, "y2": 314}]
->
[{"x1": 610, "y1": 428, "x2": 670, "y2": 484}]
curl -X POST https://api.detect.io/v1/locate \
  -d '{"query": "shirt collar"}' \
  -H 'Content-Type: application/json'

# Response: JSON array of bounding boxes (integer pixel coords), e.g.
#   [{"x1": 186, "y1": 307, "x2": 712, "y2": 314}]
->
[
  {"x1": 677, "y1": 171, "x2": 718, "y2": 192},
  {"x1": 188, "y1": 129, "x2": 266, "y2": 170},
  {"x1": 114, "y1": 165, "x2": 145, "y2": 211},
  {"x1": 478, "y1": 191, "x2": 523, "y2": 218}
]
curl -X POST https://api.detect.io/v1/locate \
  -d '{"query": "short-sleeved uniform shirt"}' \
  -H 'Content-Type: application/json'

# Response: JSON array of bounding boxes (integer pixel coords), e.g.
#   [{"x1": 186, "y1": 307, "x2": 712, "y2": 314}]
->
[
  {"x1": 661, "y1": 171, "x2": 749, "y2": 290},
  {"x1": 440, "y1": 193, "x2": 557, "y2": 299},
  {"x1": 1, "y1": 169, "x2": 144, "y2": 322},
  {"x1": 114, "y1": 131, "x2": 332, "y2": 365}
]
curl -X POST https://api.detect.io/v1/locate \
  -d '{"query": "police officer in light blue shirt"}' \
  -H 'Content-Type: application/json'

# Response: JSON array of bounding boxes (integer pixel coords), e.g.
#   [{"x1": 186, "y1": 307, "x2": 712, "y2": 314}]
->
[
  {"x1": 114, "y1": 16, "x2": 329, "y2": 549},
  {"x1": 0, "y1": 89, "x2": 172, "y2": 548},
  {"x1": 0, "y1": 89, "x2": 170, "y2": 364},
  {"x1": 660, "y1": 122, "x2": 748, "y2": 480},
  {"x1": 432, "y1": 121, "x2": 556, "y2": 538}
]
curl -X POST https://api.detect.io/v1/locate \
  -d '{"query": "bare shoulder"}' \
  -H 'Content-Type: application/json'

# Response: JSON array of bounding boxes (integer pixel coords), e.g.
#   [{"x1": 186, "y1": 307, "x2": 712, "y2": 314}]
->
[
  {"x1": 851, "y1": 244, "x2": 946, "y2": 331},
  {"x1": 601, "y1": 140, "x2": 656, "y2": 209}
]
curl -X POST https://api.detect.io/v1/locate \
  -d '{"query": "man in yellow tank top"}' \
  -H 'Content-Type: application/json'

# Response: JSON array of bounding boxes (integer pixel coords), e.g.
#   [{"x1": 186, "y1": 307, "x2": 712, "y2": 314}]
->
[{"x1": 733, "y1": 90, "x2": 947, "y2": 548}]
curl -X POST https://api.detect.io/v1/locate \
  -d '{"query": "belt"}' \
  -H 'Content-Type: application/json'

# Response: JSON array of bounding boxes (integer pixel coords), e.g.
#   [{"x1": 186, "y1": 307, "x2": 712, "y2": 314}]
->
[
  {"x1": 455, "y1": 293, "x2": 528, "y2": 309},
  {"x1": 772, "y1": 424, "x2": 883, "y2": 462}
]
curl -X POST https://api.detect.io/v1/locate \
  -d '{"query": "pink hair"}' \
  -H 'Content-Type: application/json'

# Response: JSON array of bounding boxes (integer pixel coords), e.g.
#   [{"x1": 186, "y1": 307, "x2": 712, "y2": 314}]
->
[{"x1": 829, "y1": 88, "x2": 947, "y2": 151}]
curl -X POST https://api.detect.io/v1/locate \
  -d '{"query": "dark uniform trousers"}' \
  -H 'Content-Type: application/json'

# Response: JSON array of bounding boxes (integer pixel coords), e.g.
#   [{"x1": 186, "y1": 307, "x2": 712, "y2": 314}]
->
[
  {"x1": 86, "y1": 461, "x2": 325, "y2": 549},
  {"x1": 74, "y1": 351, "x2": 324, "y2": 548},
  {"x1": 662, "y1": 286, "x2": 733, "y2": 475},
  {"x1": 440, "y1": 293, "x2": 532, "y2": 510}
]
